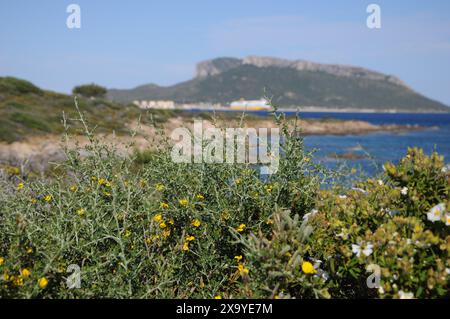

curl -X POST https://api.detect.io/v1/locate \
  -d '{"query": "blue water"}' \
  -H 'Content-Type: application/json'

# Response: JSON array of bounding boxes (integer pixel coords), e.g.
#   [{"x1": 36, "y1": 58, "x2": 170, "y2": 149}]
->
[{"x1": 188, "y1": 109, "x2": 450, "y2": 175}]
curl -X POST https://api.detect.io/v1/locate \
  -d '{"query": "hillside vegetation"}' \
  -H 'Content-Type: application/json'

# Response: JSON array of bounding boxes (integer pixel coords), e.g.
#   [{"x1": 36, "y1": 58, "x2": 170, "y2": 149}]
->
[{"x1": 0, "y1": 77, "x2": 140, "y2": 143}]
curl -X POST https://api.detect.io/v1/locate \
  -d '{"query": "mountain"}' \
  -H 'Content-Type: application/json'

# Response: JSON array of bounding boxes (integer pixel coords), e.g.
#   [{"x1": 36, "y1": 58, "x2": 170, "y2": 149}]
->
[{"x1": 107, "y1": 56, "x2": 449, "y2": 112}]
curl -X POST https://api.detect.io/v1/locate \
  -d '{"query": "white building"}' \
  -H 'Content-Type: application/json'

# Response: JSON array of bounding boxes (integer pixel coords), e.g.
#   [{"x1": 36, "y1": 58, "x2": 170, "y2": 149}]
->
[{"x1": 133, "y1": 100, "x2": 175, "y2": 109}]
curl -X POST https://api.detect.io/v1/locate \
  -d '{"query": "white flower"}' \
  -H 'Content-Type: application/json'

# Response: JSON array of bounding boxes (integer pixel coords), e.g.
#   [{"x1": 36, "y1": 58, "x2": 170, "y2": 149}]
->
[
  {"x1": 442, "y1": 164, "x2": 450, "y2": 173},
  {"x1": 378, "y1": 286, "x2": 385, "y2": 294},
  {"x1": 445, "y1": 213, "x2": 450, "y2": 226},
  {"x1": 351, "y1": 187, "x2": 368, "y2": 195},
  {"x1": 398, "y1": 290, "x2": 414, "y2": 299},
  {"x1": 338, "y1": 195, "x2": 347, "y2": 199},
  {"x1": 377, "y1": 180, "x2": 384, "y2": 186},
  {"x1": 400, "y1": 187, "x2": 408, "y2": 195},
  {"x1": 303, "y1": 209, "x2": 318, "y2": 221},
  {"x1": 445, "y1": 268, "x2": 450, "y2": 275},
  {"x1": 352, "y1": 242, "x2": 373, "y2": 257},
  {"x1": 426, "y1": 203, "x2": 446, "y2": 222}
]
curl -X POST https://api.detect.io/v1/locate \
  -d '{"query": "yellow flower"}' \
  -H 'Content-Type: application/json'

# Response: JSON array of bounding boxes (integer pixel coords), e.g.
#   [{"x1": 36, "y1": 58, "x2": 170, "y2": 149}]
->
[
  {"x1": 234, "y1": 255, "x2": 243, "y2": 262},
  {"x1": 160, "y1": 202, "x2": 169, "y2": 209},
  {"x1": 26, "y1": 247, "x2": 33, "y2": 254},
  {"x1": 98, "y1": 178, "x2": 107, "y2": 186},
  {"x1": 13, "y1": 276, "x2": 24, "y2": 286},
  {"x1": 185, "y1": 235, "x2": 195, "y2": 241},
  {"x1": 191, "y1": 219, "x2": 201, "y2": 228},
  {"x1": 31, "y1": 198, "x2": 37, "y2": 204},
  {"x1": 155, "y1": 183, "x2": 165, "y2": 191},
  {"x1": 301, "y1": 261, "x2": 316, "y2": 274},
  {"x1": 103, "y1": 191, "x2": 111, "y2": 197},
  {"x1": 159, "y1": 222, "x2": 167, "y2": 229},
  {"x1": 168, "y1": 219, "x2": 174, "y2": 225},
  {"x1": 91, "y1": 176, "x2": 98, "y2": 182},
  {"x1": 16, "y1": 182, "x2": 24, "y2": 191},
  {"x1": 179, "y1": 198, "x2": 189, "y2": 206},
  {"x1": 182, "y1": 242, "x2": 190, "y2": 251},
  {"x1": 76, "y1": 208, "x2": 85, "y2": 217},
  {"x1": 264, "y1": 184, "x2": 273, "y2": 192},
  {"x1": 21, "y1": 268, "x2": 31, "y2": 278},
  {"x1": 44, "y1": 195, "x2": 52, "y2": 202},
  {"x1": 266, "y1": 219, "x2": 273, "y2": 225},
  {"x1": 153, "y1": 214, "x2": 163, "y2": 222},
  {"x1": 124, "y1": 229, "x2": 131, "y2": 238},
  {"x1": 236, "y1": 224, "x2": 246, "y2": 232},
  {"x1": 0, "y1": 257, "x2": 4, "y2": 265},
  {"x1": 38, "y1": 277, "x2": 48, "y2": 289},
  {"x1": 237, "y1": 264, "x2": 249, "y2": 275},
  {"x1": 235, "y1": 178, "x2": 241, "y2": 185},
  {"x1": 163, "y1": 229, "x2": 171, "y2": 238},
  {"x1": 214, "y1": 295, "x2": 222, "y2": 299},
  {"x1": 69, "y1": 185, "x2": 77, "y2": 193},
  {"x1": 196, "y1": 194, "x2": 205, "y2": 201}
]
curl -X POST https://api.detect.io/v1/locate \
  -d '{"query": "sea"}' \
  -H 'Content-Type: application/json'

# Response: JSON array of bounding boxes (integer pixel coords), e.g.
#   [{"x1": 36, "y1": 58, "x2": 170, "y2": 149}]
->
[{"x1": 190, "y1": 110, "x2": 450, "y2": 176}]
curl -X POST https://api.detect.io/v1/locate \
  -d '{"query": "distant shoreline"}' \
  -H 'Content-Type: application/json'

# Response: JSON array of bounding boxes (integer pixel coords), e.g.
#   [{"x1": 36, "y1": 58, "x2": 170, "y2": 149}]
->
[{"x1": 167, "y1": 106, "x2": 450, "y2": 114}]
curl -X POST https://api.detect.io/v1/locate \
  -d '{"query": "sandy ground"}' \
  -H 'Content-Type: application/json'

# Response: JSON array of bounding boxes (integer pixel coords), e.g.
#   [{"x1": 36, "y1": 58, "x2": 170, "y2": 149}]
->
[{"x1": 0, "y1": 117, "x2": 421, "y2": 171}]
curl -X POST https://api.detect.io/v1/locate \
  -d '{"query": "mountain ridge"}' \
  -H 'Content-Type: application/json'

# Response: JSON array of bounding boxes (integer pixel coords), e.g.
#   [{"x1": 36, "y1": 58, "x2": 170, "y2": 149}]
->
[{"x1": 106, "y1": 56, "x2": 449, "y2": 112}]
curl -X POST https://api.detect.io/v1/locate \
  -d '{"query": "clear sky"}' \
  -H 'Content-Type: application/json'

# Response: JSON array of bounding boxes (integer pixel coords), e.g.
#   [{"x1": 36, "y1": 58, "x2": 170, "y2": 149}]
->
[{"x1": 1, "y1": 0, "x2": 450, "y2": 105}]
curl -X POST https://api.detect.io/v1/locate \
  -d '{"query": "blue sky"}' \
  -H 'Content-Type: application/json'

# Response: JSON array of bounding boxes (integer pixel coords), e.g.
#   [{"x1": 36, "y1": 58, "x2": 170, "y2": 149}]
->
[{"x1": 1, "y1": 0, "x2": 450, "y2": 105}]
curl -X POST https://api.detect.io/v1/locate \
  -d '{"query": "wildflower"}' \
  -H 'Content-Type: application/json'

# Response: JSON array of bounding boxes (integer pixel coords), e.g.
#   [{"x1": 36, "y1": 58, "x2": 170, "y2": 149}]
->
[
  {"x1": 13, "y1": 276, "x2": 24, "y2": 286},
  {"x1": 196, "y1": 194, "x2": 205, "y2": 201},
  {"x1": 182, "y1": 242, "x2": 189, "y2": 251},
  {"x1": 179, "y1": 198, "x2": 189, "y2": 206},
  {"x1": 234, "y1": 255, "x2": 243, "y2": 262},
  {"x1": 69, "y1": 185, "x2": 77, "y2": 193},
  {"x1": 159, "y1": 222, "x2": 167, "y2": 229},
  {"x1": 214, "y1": 295, "x2": 222, "y2": 299},
  {"x1": 352, "y1": 242, "x2": 373, "y2": 257},
  {"x1": 168, "y1": 219, "x2": 174, "y2": 225},
  {"x1": 20, "y1": 268, "x2": 31, "y2": 278},
  {"x1": 377, "y1": 180, "x2": 384, "y2": 186},
  {"x1": 191, "y1": 219, "x2": 201, "y2": 228},
  {"x1": 26, "y1": 247, "x2": 33, "y2": 254},
  {"x1": 303, "y1": 209, "x2": 318, "y2": 221},
  {"x1": 235, "y1": 178, "x2": 241, "y2": 185},
  {"x1": 76, "y1": 208, "x2": 85, "y2": 217},
  {"x1": 351, "y1": 187, "x2": 368, "y2": 195},
  {"x1": 159, "y1": 202, "x2": 169, "y2": 209},
  {"x1": 44, "y1": 195, "x2": 52, "y2": 202},
  {"x1": 153, "y1": 214, "x2": 163, "y2": 222},
  {"x1": 237, "y1": 264, "x2": 249, "y2": 275},
  {"x1": 16, "y1": 182, "x2": 24, "y2": 191},
  {"x1": 0, "y1": 257, "x2": 4, "y2": 265},
  {"x1": 236, "y1": 224, "x2": 246, "y2": 232},
  {"x1": 163, "y1": 229, "x2": 171, "y2": 238},
  {"x1": 266, "y1": 218, "x2": 273, "y2": 225},
  {"x1": 98, "y1": 178, "x2": 107, "y2": 186},
  {"x1": 103, "y1": 191, "x2": 111, "y2": 197},
  {"x1": 445, "y1": 213, "x2": 450, "y2": 226},
  {"x1": 38, "y1": 277, "x2": 48, "y2": 289},
  {"x1": 301, "y1": 261, "x2": 316, "y2": 274},
  {"x1": 398, "y1": 290, "x2": 414, "y2": 299},
  {"x1": 442, "y1": 164, "x2": 450, "y2": 173},
  {"x1": 426, "y1": 203, "x2": 445, "y2": 222},
  {"x1": 124, "y1": 229, "x2": 131, "y2": 238},
  {"x1": 91, "y1": 176, "x2": 98, "y2": 182},
  {"x1": 338, "y1": 195, "x2": 347, "y2": 199},
  {"x1": 185, "y1": 235, "x2": 195, "y2": 241},
  {"x1": 155, "y1": 183, "x2": 165, "y2": 191},
  {"x1": 264, "y1": 184, "x2": 273, "y2": 193},
  {"x1": 400, "y1": 187, "x2": 408, "y2": 195},
  {"x1": 31, "y1": 198, "x2": 37, "y2": 204}
]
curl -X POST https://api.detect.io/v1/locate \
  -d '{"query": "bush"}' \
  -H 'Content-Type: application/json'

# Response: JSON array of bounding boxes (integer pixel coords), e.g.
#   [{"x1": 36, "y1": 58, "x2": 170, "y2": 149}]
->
[
  {"x1": 72, "y1": 84, "x2": 107, "y2": 98},
  {"x1": 0, "y1": 107, "x2": 448, "y2": 298}
]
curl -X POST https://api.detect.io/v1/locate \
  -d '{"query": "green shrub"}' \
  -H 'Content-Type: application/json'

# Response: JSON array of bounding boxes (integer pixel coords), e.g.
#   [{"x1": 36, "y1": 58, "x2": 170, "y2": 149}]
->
[{"x1": 72, "y1": 84, "x2": 107, "y2": 98}]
